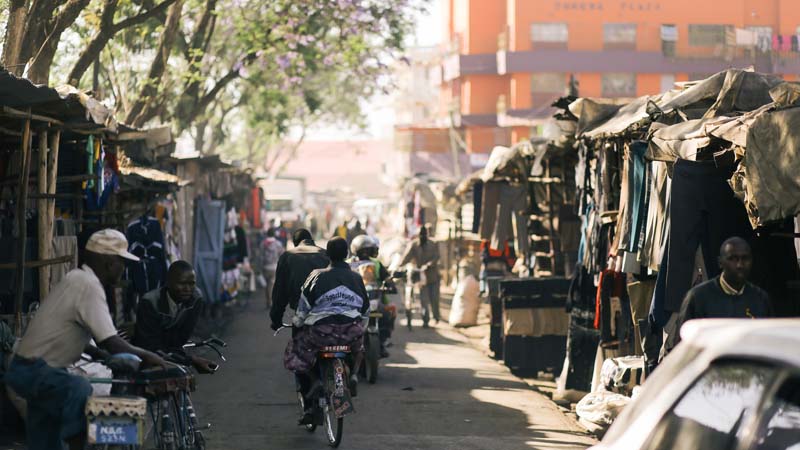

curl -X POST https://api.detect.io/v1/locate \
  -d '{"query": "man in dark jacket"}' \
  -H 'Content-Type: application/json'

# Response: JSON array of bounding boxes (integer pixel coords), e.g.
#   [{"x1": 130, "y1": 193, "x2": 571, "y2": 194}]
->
[
  {"x1": 270, "y1": 229, "x2": 330, "y2": 330},
  {"x1": 134, "y1": 260, "x2": 216, "y2": 373},
  {"x1": 284, "y1": 237, "x2": 369, "y2": 424},
  {"x1": 671, "y1": 237, "x2": 772, "y2": 349}
]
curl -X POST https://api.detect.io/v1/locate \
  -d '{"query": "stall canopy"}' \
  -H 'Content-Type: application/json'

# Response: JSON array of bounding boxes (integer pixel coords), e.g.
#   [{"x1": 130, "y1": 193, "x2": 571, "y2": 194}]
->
[{"x1": 0, "y1": 69, "x2": 115, "y2": 131}]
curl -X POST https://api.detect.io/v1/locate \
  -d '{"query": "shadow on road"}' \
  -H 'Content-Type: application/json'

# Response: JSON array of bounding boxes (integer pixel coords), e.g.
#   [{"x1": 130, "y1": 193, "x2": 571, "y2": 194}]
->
[{"x1": 192, "y1": 296, "x2": 595, "y2": 450}]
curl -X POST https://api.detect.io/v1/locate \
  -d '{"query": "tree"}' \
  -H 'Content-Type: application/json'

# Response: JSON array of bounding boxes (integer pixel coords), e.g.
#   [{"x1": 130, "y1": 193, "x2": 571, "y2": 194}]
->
[
  {"x1": 65, "y1": 0, "x2": 177, "y2": 86},
  {"x1": 1, "y1": 0, "x2": 424, "y2": 163}
]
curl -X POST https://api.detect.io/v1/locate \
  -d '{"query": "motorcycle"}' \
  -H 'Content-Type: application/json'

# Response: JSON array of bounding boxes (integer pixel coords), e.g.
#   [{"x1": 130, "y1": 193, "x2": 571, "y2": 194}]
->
[{"x1": 275, "y1": 326, "x2": 354, "y2": 448}]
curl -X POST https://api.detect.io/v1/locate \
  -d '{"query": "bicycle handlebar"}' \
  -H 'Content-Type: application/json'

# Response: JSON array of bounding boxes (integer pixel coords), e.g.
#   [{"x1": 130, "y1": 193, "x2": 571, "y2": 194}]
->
[{"x1": 183, "y1": 337, "x2": 228, "y2": 362}]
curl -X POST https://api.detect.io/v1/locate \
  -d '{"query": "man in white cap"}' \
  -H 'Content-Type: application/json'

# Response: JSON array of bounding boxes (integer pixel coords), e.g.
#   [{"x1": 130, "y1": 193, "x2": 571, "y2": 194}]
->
[{"x1": 5, "y1": 228, "x2": 167, "y2": 450}]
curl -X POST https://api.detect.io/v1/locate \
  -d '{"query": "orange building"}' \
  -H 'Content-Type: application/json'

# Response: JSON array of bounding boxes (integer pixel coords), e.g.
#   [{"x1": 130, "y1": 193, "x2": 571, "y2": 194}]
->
[{"x1": 409, "y1": 0, "x2": 800, "y2": 156}]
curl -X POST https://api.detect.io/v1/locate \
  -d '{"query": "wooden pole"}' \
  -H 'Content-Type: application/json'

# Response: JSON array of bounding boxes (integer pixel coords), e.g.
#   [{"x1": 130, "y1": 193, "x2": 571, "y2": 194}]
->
[
  {"x1": 14, "y1": 115, "x2": 32, "y2": 335},
  {"x1": 46, "y1": 131, "x2": 61, "y2": 296},
  {"x1": 37, "y1": 130, "x2": 49, "y2": 300}
]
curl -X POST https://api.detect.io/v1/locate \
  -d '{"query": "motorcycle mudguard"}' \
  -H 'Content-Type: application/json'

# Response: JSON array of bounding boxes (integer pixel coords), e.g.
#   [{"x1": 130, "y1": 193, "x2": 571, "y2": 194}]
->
[{"x1": 329, "y1": 359, "x2": 355, "y2": 418}]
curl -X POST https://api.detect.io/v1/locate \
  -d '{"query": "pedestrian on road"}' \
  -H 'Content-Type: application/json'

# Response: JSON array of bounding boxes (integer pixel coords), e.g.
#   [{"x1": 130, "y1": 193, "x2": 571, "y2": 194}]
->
[
  {"x1": 5, "y1": 229, "x2": 167, "y2": 450},
  {"x1": 261, "y1": 228, "x2": 285, "y2": 309},
  {"x1": 400, "y1": 225, "x2": 441, "y2": 327},
  {"x1": 668, "y1": 236, "x2": 772, "y2": 352},
  {"x1": 272, "y1": 219, "x2": 290, "y2": 249},
  {"x1": 270, "y1": 228, "x2": 330, "y2": 401}
]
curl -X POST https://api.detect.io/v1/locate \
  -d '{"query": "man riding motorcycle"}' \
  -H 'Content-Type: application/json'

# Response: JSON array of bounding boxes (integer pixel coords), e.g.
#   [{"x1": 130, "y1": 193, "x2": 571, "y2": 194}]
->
[
  {"x1": 348, "y1": 235, "x2": 397, "y2": 357},
  {"x1": 283, "y1": 237, "x2": 369, "y2": 425}
]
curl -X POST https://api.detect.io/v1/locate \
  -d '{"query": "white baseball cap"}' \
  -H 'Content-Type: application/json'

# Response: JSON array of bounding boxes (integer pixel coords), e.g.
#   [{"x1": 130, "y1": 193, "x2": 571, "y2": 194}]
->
[{"x1": 85, "y1": 229, "x2": 140, "y2": 261}]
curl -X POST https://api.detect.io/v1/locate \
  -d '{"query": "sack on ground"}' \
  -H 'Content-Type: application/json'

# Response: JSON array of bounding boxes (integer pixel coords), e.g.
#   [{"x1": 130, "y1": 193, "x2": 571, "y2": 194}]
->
[
  {"x1": 575, "y1": 390, "x2": 631, "y2": 426},
  {"x1": 449, "y1": 275, "x2": 481, "y2": 327}
]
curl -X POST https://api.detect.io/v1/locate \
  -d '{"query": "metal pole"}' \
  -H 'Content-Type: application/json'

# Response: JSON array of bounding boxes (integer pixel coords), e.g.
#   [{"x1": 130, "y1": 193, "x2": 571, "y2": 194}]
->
[{"x1": 14, "y1": 114, "x2": 32, "y2": 335}]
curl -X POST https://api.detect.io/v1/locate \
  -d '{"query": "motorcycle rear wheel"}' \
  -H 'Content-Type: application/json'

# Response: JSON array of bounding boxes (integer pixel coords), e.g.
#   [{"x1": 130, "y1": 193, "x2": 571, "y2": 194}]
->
[{"x1": 365, "y1": 334, "x2": 380, "y2": 384}]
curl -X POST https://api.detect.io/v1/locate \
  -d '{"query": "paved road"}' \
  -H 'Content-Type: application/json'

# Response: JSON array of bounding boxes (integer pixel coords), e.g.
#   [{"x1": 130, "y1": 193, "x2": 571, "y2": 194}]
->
[{"x1": 193, "y1": 299, "x2": 597, "y2": 450}]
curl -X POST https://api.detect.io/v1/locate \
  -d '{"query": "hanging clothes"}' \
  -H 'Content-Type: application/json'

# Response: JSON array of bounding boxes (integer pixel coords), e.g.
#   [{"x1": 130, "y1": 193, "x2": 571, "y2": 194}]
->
[
  {"x1": 594, "y1": 270, "x2": 633, "y2": 349},
  {"x1": 126, "y1": 216, "x2": 169, "y2": 297}
]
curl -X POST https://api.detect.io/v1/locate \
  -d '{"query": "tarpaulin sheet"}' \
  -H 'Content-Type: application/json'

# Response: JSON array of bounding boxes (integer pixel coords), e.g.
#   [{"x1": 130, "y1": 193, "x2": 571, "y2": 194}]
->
[
  {"x1": 0, "y1": 69, "x2": 115, "y2": 130},
  {"x1": 743, "y1": 107, "x2": 800, "y2": 226},
  {"x1": 658, "y1": 69, "x2": 782, "y2": 119}
]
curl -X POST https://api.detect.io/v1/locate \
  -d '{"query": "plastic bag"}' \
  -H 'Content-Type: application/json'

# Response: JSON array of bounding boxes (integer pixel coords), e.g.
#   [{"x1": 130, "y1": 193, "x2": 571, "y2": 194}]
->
[
  {"x1": 449, "y1": 275, "x2": 481, "y2": 327},
  {"x1": 575, "y1": 390, "x2": 631, "y2": 426}
]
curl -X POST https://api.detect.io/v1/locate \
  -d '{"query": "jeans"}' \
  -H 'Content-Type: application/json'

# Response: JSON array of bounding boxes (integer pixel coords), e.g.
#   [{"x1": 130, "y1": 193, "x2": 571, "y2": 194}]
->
[
  {"x1": 627, "y1": 141, "x2": 648, "y2": 252},
  {"x1": 663, "y1": 159, "x2": 753, "y2": 313},
  {"x1": 5, "y1": 356, "x2": 92, "y2": 450},
  {"x1": 480, "y1": 182, "x2": 530, "y2": 256}
]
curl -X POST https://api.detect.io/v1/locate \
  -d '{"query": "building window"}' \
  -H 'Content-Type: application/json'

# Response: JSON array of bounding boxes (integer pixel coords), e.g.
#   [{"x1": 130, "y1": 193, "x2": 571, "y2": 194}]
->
[
  {"x1": 661, "y1": 24, "x2": 677, "y2": 57},
  {"x1": 531, "y1": 73, "x2": 567, "y2": 106},
  {"x1": 688, "y1": 24, "x2": 727, "y2": 46},
  {"x1": 531, "y1": 73, "x2": 566, "y2": 93},
  {"x1": 531, "y1": 23, "x2": 568, "y2": 49},
  {"x1": 604, "y1": 23, "x2": 637, "y2": 50},
  {"x1": 601, "y1": 73, "x2": 637, "y2": 98}
]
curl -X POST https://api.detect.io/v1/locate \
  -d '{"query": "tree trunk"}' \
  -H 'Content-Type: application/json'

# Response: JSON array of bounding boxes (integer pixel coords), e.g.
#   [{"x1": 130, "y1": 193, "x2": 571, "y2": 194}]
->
[
  {"x1": 126, "y1": 0, "x2": 185, "y2": 127},
  {"x1": 17, "y1": 0, "x2": 62, "y2": 74},
  {"x1": 1, "y1": 0, "x2": 30, "y2": 75},
  {"x1": 66, "y1": 0, "x2": 177, "y2": 86},
  {"x1": 26, "y1": 0, "x2": 90, "y2": 84},
  {"x1": 194, "y1": 120, "x2": 208, "y2": 154}
]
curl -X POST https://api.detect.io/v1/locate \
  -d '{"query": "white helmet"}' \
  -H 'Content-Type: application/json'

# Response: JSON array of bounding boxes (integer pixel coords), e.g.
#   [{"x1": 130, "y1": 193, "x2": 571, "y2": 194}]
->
[{"x1": 350, "y1": 235, "x2": 378, "y2": 255}]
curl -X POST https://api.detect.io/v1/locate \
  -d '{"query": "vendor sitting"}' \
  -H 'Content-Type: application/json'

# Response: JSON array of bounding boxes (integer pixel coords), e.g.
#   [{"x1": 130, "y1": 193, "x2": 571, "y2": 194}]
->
[
  {"x1": 5, "y1": 229, "x2": 167, "y2": 450},
  {"x1": 672, "y1": 237, "x2": 772, "y2": 348},
  {"x1": 133, "y1": 260, "x2": 216, "y2": 373}
]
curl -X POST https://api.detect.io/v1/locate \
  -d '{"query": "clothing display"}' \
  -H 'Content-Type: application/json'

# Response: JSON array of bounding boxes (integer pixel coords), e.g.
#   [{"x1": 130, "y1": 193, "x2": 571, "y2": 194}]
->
[
  {"x1": 480, "y1": 181, "x2": 530, "y2": 255},
  {"x1": 663, "y1": 159, "x2": 753, "y2": 313},
  {"x1": 126, "y1": 216, "x2": 169, "y2": 297}
]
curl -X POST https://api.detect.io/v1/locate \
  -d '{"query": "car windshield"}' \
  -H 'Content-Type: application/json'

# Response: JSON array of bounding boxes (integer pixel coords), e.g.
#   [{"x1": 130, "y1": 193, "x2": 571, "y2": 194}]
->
[{"x1": 602, "y1": 342, "x2": 703, "y2": 443}]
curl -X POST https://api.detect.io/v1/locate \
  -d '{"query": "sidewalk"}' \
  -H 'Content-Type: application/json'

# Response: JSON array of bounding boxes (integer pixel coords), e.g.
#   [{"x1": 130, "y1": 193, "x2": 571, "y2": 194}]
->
[{"x1": 437, "y1": 287, "x2": 596, "y2": 442}]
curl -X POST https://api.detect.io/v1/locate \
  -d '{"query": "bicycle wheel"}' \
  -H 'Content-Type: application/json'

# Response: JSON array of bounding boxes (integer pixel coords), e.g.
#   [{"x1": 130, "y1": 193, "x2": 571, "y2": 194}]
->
[
  {"x1": 322, "y1": 395, "x2": 344, "y2": 448},
  {"x1": 297, "y1": 391, "x2": 317, "y2": 432}
]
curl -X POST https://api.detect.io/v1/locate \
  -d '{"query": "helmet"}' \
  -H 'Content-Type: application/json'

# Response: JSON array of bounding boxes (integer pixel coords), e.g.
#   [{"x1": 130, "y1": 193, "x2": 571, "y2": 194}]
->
[{"x1": 350, "y1": 235, "x2": 378, "y2": 256}]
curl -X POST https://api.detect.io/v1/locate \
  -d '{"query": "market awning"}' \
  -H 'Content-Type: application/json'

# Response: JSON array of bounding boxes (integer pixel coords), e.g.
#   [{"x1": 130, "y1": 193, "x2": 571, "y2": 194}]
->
[{"x1": 0, "y1": 69, "x2": 115, "y2": 131}]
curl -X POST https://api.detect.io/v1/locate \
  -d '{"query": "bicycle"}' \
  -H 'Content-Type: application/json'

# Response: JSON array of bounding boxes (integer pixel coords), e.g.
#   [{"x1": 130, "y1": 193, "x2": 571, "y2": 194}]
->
[
  {"x1": 87, "y1": 337, "x2": 227, "y2": 449},
  {"x1": 275, "y1": 326, "x2": 355, "y2": 448}
]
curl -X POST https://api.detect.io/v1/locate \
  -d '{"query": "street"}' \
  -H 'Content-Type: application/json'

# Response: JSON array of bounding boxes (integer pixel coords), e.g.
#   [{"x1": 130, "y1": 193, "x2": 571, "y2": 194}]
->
[{"x1": 193, "y1": 298, "x2": 597, "y2": 450}]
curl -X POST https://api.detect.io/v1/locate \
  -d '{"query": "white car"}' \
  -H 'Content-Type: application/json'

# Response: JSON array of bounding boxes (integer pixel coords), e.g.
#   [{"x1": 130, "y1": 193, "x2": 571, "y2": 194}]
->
[{"x1": 591, "y1": 319, "x2": 800, "y2": 450}]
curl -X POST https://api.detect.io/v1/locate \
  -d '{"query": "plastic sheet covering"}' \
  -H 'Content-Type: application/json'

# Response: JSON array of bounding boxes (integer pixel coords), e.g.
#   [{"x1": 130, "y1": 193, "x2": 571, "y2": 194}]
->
[
  {"x1": 658, "y1": 69, "x2": 781, "y2": 119},
  {"x1": 647, "y1": 119, "x2": 715, "y2": 162},
  {"x1": 575, "y1": 390, "x2": 631, "y2": 426},
  {"x1": 568, "y1": 98, "x2": 623, "y2": 136},
  {"x1": 85, "y1": 396, "x2": 147, "y2": 418},
  {"x1": 742, "y1": 107, "x2": 800, "y2": 226},
  {"x1": 481, "y1": 142, "x2": 532, "y2": 183},
  {"x1": 583, "y1": 96, "x2": 653, "y2": 139}
]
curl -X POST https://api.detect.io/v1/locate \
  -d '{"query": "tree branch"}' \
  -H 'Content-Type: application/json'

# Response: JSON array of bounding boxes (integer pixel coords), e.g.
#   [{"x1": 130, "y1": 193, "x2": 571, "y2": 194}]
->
[{"x1": 66, "y1": 0, "x2": 177, "y2": 86}]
